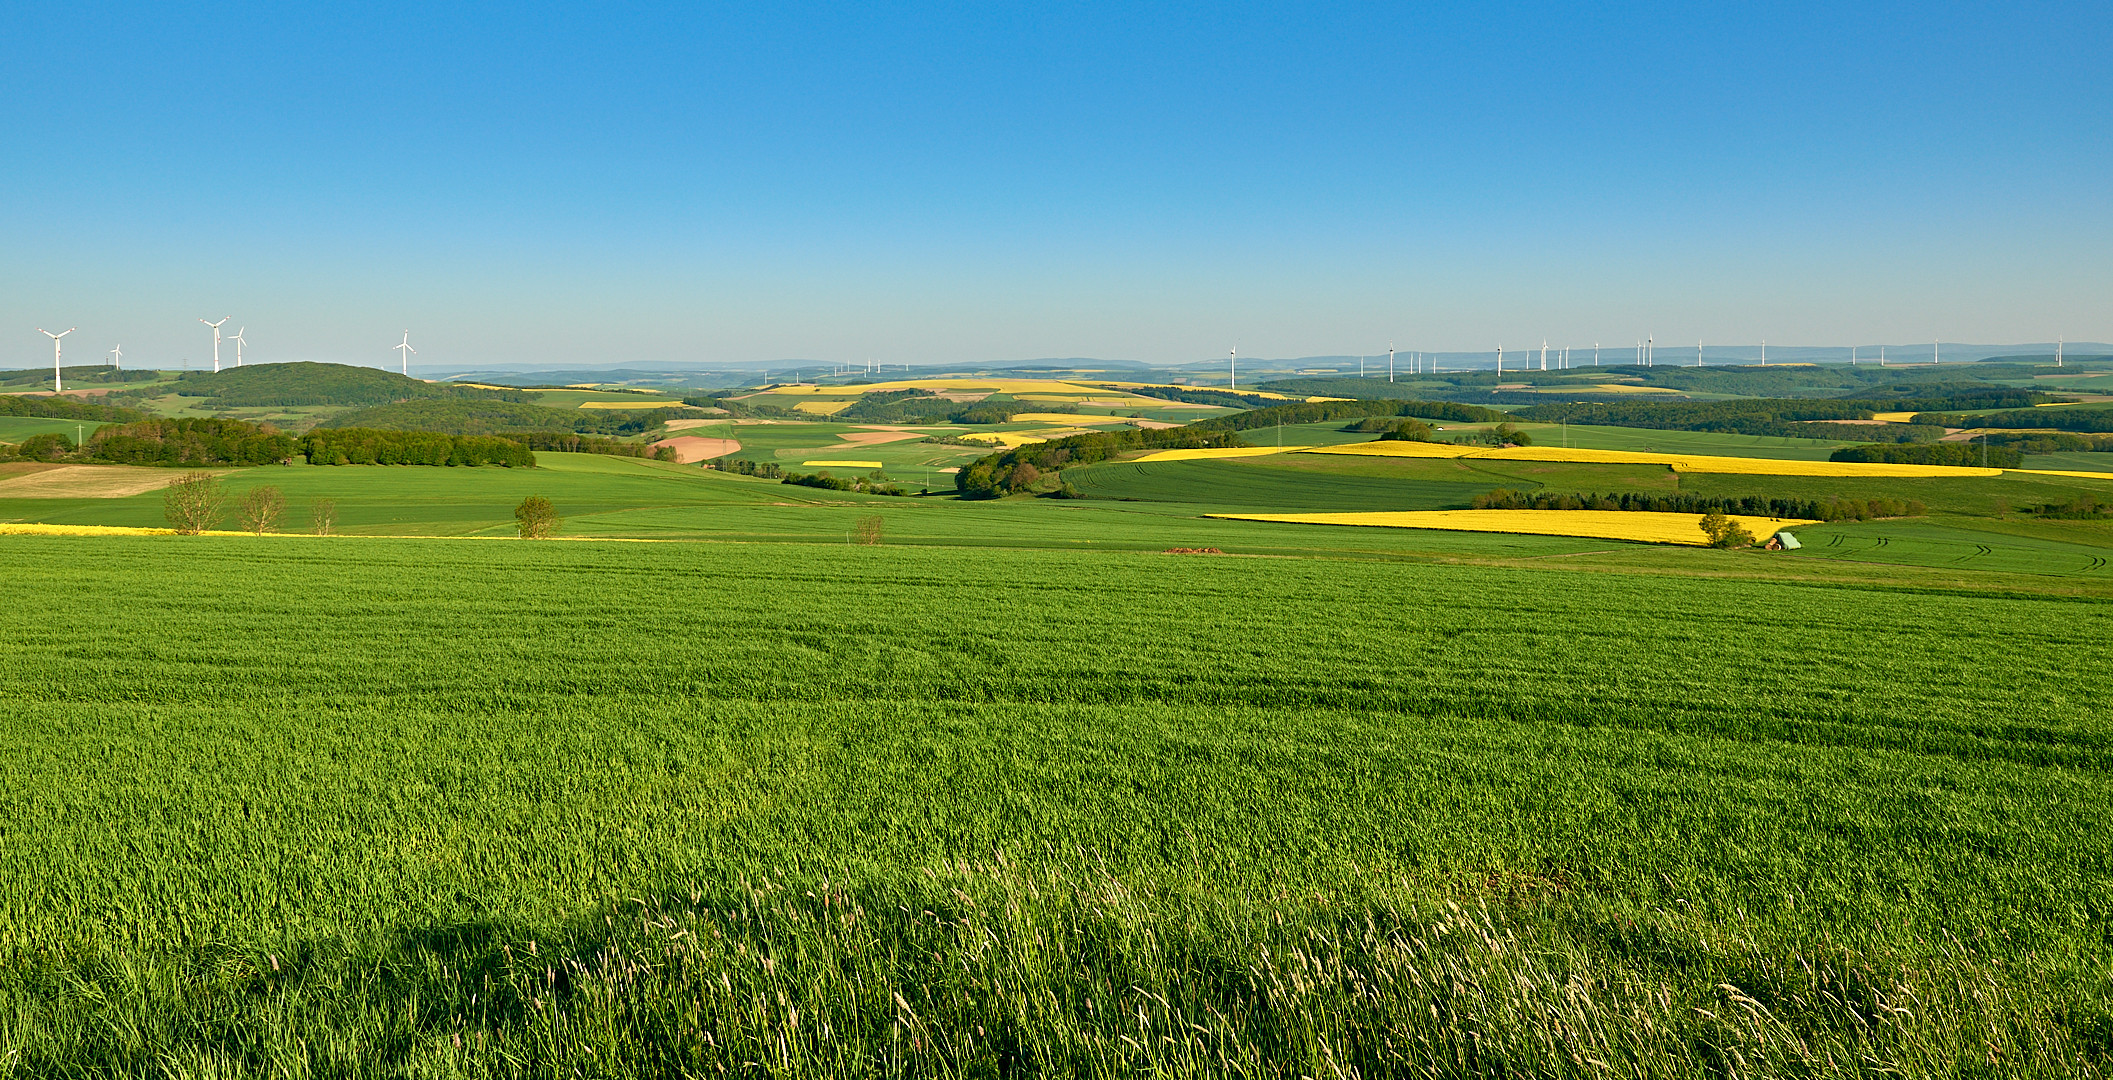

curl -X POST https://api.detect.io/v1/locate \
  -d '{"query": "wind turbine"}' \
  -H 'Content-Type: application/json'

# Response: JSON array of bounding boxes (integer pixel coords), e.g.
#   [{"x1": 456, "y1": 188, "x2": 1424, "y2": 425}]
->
[
  {"x1": 1388, "y1": 343, "x2": 1395, "y2": 383},
  {"x1": 38, "y1": 326, "x2": 76, "y2": 393},
  {"x1": 1229, "y1": 348, "x2": 1237, "y2": 390},
  {"x1": 1540, "y1": 341, "x2": 1548, "y2": 371},
  {"x1": 199, "y1": 317, "x2": 230, "y2": 372},
  {"x1": 2057, "y1": 337, "x2": 2064, "y2": 367},
  {"x1": 1495, "y1": 344, "x2": 1503, "y2": 375},
  {"x1": 395, "y1": 331, "x2": 415, "y2": 376},
  {"x1": 230, "y1": 327, "x2": 247, "y2": 367},
  {"x1": 1760, "y1": 339, "x2": 1766, "y2": 366},
  {"x1": 109, "y1": 344, "x2": 122, "y2": 370}
]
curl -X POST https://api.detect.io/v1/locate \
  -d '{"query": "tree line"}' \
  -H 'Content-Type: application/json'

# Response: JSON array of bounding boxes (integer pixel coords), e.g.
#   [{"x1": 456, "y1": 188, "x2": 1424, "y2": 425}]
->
[
  {"x1": 299, "y1": 428, "x2": 536, "y2": 467},
  {"x1": 0, "y1": 394, "x2": 149, "y2": 422},
  {"x1": 955, "y1": 427, "x2": 1246, "y2": 498},
  {"x1": 90, "y1": 418, "x2": 299, "y2": 466},
  {"x1": 1471, "y1": 488, "x2": 1927, "y2": 521},
  {"x1": 1829, "y1": 442, "x2": 2023, "y2": 468},
  {"x1": 1187, "y1": 398, "x2": 1509, "y2": 433},
  {"x1": 1917, "y1": 405, "x2": 2113, "y2": 434}
]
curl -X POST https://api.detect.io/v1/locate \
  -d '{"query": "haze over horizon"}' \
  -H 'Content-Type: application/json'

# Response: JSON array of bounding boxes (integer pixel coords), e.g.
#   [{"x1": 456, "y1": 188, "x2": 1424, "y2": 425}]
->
[{"x1": 6, "y1": 2, "x2": 2108, "y2": 371}]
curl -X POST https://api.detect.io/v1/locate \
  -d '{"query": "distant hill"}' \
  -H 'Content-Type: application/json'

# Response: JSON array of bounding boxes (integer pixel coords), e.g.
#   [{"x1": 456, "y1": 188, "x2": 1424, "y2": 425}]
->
[
  {"x1": 319, "y1": 398, "x2": 702, "y2": 436},
  {"x1": 174, "y1": 363, "x2": 533, "y2": 408}
]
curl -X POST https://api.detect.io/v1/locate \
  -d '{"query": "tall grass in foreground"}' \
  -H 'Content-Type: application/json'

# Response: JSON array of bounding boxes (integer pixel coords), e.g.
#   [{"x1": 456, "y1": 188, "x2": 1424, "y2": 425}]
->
[
  {"x1": 12, "y1": 860, "x2": 2096, "y2": 1077},
  {"x1": 1, "y1": 536, "x2": 2109, "y2": 1077}
]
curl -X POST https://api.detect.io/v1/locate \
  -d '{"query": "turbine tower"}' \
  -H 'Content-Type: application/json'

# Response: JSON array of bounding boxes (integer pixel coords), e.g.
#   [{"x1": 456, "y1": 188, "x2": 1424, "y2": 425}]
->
[
  {"x1": 395, "y1": 331, "x2": 416, "y2": 377},
  {"x1": 230, "y1": 327, "x2": 247, "y2": 368},
  {"x1": 1229, "y1": 348, "x2": 1237, "y2": 390},
  {"x1": 1495, "y1": 344, "x2": 1503, "y2": 375},
  {"x1": 1540, "y1": 341, "x2": 1548, "y2": 371},
  {"x1": 1388, "y1": 343, "x2": 1395, "y2": 383},
  {"x1": 199, "y1": 317, "x2": 230, "y2": 373},
  {"x1": 1760, "y1": 339, "x2": 1766, "y2": 366},
  {"x1": 38, "y1": 326, "x2": 76, "y2": 393},
  {"x1": 109, "y1": 344, "x2": 122, "y2": 370},
  {"x1": 2057, "y1": 337, "x2": 2064, "y2": 367}
]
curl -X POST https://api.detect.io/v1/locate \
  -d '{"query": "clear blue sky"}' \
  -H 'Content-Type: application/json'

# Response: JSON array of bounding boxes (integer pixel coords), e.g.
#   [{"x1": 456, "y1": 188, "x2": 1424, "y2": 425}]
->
[{"x1": 4, "y1": 1, "x2": 2108, "y2": 370}]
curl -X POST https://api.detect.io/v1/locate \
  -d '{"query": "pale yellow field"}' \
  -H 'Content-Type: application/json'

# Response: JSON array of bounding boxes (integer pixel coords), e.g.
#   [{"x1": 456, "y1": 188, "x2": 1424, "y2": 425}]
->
[
  {"x1": 765, "y1": 379, "x2": 1156, "y2": 400},
  {"x1": 793, "y1": 400, "x2": 856, "y2": 415},
  {"x1": 798, "y1": 460, "x2": 884, "y2": 469},
  {"x1": 1132, "y1": 446, "x2": 1315, "y2": 463},
  {"x1": 1006, "y1": 412, "x2": 1137, "y2": 425},
  {"x1": 1300, "y1": 441, "x2": 2005, "y2": 477},
  {"x1": 954, "y1": 432, "x2": 1049, "y2": 448},
  {"x1": 1870, "y1": 411, "x2": 1922, "y2": 423},
  {"x1": 1205, "y1": 510, "x2": 1818, "y2": 546},
  {"x1": 577, "y1": 399, "x2": 691, "y2": 409}
]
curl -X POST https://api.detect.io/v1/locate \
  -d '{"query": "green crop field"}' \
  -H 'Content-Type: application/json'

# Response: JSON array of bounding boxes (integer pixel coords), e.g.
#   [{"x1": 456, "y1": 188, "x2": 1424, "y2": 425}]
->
[
  {"x1": 0, "y1": 416, "x2": 108, "y2": 443},
  {"x1": 2, "y1": 536, "x2": 2110, "y2": 1076},
  {"x1": 9, "y1": 383, "x2": 2113, "y2": 1076}
]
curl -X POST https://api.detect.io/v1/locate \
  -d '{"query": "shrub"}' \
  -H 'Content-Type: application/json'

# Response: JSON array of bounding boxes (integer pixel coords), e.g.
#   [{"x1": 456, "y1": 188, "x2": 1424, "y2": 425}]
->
[
  {"x1": 239, "y1": 486, "x2": 285, "y2": 534},
  {"x1": 163, "y1": 472, "x2": 228, "y2": 534},
  {"x1": 515, "y1": 496, "x2": 560, "y2": 539}
]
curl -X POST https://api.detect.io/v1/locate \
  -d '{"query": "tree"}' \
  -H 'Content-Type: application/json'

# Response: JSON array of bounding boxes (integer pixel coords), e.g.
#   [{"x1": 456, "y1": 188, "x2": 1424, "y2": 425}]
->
[
  {"x1": 239, "y1": 485, "x2": 285, "y2": 534},
  {"x1": 855, "y1": 515, "x2": 884, "y2": 546},
  {"x1": 1699, "y1": 511, "x2": 1755, "y2": 549},
  {"x1": 15, "y1": 432, "x2": 74, "y2": 462},
  {"x1": 163, "y1": 472, "x2": 228, "y2": 534},
  {"x1": 515, "y1": 495, "x2": 560, "y2": 538},
  {"x1": 310, "y1": 498, "x2": 338, "y2": 536}
]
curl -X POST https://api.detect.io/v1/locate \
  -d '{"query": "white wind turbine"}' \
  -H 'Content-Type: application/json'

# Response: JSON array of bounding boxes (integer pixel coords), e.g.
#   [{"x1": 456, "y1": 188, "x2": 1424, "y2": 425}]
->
[
  {"x1": 38, "y1": 326, "x2": 76, "y2": 393},
  {"x1": 109, "y1": 344, "x2": 122, "y2": 370},
  {"x1": 199, "y1": 317, "x2": 230, "y2": 372},
  {"x1": 230, "y1": 327, "x2": 247, "y2": 367},
  {"x1": 395, "y1": 331, "x2": 416, "y2": 376}
]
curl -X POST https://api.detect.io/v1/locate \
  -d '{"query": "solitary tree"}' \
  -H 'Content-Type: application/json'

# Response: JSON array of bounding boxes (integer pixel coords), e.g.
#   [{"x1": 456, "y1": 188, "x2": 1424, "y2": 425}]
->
[
  {"x1": 310, "y1": 498, "x2": 338, "y2": 536},
  {"x1": 1699, "y1": 511, "x2": 1756, "y2": 549},
  {"x1": 163, "y1": 472, "x2": 228, "y2": 535},
  {"x1": 855, "y1": 515, "x2": 884, "y2": 546},
  {"x1": 240, "y1": 485, "x2": 285, "y2": 534},
  {"x1": 515, "y1": 495, "x2": 560, "y2": 539}
]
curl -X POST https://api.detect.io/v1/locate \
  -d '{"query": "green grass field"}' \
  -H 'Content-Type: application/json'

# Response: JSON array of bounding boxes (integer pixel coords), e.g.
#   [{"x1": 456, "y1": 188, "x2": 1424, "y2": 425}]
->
[
  {"x1": 2, "y1": 535, "x2": 2110, "y2": 1076},
  {"x1": 0, "y1": 416, "x2": 108, "y2": 443}
]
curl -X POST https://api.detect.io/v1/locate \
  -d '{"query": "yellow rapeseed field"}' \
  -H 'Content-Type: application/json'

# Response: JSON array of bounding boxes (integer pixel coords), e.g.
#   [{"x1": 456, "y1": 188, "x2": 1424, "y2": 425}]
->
[
  {"x1": 765, "y1": 379, "x2": 1145, "y2": 399},
  {"x1": 793, "y1": 400, "x2": 856, "y2": 415},
  {"x1": 577, "y1": 400, "x2": 691, "y2": 409},
  {"x1": 1005, "y1": 413, "x2": 1137, "y2": 426},
  {"x1": 1132, "y1": 446, "x2": 1315, "y2": 463},
  {"x1": 0, "y1": 523, "x2": 179, "y2": 537},
  {"x1": 1870, "y1": 411, "x2": 1922, "y2": 423},
  {"x1": 798, "y1": 460, "x2": 884, "y2": 469},
  {"x1": 1301, "y1": 441, "x2": 2004, "y2": 477},
  {"x1": 1205, "y1": 510, "x2": 1818, "y2": 546}
]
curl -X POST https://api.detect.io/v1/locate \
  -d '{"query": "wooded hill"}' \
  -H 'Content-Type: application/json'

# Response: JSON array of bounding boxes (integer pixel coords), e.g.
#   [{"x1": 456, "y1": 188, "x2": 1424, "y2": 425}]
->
[
  {"x1": 172, "y1": 363, "x2": 535, "y2": 408},
  {"x1": 319, "y1": 399, "x2": 705, "y2": 436}
]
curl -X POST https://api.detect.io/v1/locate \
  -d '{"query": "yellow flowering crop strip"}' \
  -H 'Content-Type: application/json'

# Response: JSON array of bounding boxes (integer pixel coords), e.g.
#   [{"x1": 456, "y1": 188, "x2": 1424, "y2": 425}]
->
[
  {"x1": 1301, "y1": 441, "x2": 2004, "y2": 478},
  {"x1": 798, "y1": 461, "x2": 885, "y2": 469},
  {"x1": 1132, "y1": 446, "x2": 1314, "y2": 463},
  {"x1": 1206, "y1": 509, "x2": 1819, "y2": 546}
]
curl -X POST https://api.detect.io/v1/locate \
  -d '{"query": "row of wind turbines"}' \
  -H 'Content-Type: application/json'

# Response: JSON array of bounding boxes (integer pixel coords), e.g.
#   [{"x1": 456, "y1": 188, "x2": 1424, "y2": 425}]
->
[{"x1": 27, "y1": 321, "x2": 421, "y2": 393}]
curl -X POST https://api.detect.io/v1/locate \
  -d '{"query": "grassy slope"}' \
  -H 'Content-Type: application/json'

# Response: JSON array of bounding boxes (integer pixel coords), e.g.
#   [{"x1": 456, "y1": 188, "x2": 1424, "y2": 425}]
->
[
  {"x1": 0, "y1": 536, "x2": 2108, "y2": 1074},
  {"x1": 0, "y1": 416, "x2": 110, "y2": 443}
]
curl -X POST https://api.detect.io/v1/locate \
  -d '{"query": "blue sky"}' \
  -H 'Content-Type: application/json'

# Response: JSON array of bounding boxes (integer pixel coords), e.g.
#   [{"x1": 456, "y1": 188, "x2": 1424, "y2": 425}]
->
[{"x1": 3, "y1": 1, "x2": 2108, "y2": 370}]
